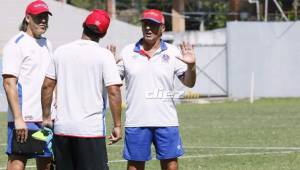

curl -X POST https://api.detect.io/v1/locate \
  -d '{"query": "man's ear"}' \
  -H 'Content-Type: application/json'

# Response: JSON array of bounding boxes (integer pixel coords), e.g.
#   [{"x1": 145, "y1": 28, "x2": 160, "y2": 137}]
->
[
  {"x1": 25, "y1": 15, "x2": 30, "y2": 23},
  {"x1": 161, "y1": 24, "x2": 166, "y2": 33}
]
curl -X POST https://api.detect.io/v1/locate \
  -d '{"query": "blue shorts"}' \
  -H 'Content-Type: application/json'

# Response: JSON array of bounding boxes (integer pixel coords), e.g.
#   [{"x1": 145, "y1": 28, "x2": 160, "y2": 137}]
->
[
  {"x1": 6, "y1": 122, "x2": 53, "y2": 158},
  {"x1": 123, "y1": 127, "x2": 184, "y2": 161}
]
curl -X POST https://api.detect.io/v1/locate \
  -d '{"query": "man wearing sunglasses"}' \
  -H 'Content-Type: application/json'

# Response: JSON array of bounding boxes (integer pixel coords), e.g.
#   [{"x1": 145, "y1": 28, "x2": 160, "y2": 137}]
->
[
  {"x1": 2, "y1": 1, "x2": 53, "y2": 169},
  {"x1": 115, "y1": 9, "x2": 196, "y2": 170}
]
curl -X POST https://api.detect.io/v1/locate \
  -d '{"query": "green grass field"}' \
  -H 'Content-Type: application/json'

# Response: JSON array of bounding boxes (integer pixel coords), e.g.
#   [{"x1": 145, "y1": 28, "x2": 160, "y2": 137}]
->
[{"x1": 1, "y1": 98, "x2": 300, "y2": 169}]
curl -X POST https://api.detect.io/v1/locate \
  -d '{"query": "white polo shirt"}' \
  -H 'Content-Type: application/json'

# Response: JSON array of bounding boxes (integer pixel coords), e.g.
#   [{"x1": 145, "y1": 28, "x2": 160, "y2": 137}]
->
[
  {"x1": 119, "y1": 39, "x2": 187, "y2": 127},
  {"x1": 2, "y1": 32, "x2": 52, "y2": 122},
  {"x1": 46, "y1": 39, "x2": 122, "y2": 137}
]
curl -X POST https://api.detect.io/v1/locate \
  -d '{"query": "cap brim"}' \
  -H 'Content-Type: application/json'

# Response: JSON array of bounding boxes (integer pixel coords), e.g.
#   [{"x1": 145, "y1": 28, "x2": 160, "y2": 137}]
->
[
  {"x1": 43, "y1": 11, "x2": 52, "y2": 16},
  {"x1": 140, "y1": 18, "x2": 162, "y2": 24}
]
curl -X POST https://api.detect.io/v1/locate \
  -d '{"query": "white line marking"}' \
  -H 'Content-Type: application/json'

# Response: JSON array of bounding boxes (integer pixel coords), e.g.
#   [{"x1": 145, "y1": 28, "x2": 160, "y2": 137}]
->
[
  {"x1": 107, "y1": 151, "x2": 298, "y2": 163},
  {"x1": 108, "y1": 145, "x2": 300, "y2": 150},
  {"x1": 180, "y1": 151, "x2": 296, "y2": 158},
  {"x1": 0, "y1": 151, "x2": 298, "y2": 168},
  {"x1": 108, "y1": 151, "x2": 299, "y2": 163},
  {"x1": 2, "y1": 143, "x2": 300, "y2": 151},
  {"x1": 183, "y1": 146, "x2": 300, "y2": 150},
  {"x1": 108, "y1": 159, "x2": 127, "y2": 163},
  {"x1": 0, "y1": 165, "x2": 36, "y2": 170}
]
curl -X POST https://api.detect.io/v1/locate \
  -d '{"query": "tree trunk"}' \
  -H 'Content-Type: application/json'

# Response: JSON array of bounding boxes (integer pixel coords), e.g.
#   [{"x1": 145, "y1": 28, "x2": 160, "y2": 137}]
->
[
  {"x1": 229, "y1": 0, "x2": 241, "y2": 20},
  {"x1": 172, "y1": 0, "x2": 185, "y2": 32}
]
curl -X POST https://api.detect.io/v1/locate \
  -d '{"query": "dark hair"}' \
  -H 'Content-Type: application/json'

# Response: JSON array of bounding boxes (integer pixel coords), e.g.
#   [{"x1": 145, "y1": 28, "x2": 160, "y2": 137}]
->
[
  {"x1": 83, "y1": 24, "x2": 106, "y2": 39},
  {"x1": 19, "y1": 17, "x2": 28, "y2": 32}
]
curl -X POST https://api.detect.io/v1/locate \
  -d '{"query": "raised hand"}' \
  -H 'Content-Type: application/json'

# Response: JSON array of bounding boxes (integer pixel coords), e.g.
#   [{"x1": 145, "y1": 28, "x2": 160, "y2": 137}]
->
[{"x1": 178, "y1": 41, "x2": 196, "y2": 66}]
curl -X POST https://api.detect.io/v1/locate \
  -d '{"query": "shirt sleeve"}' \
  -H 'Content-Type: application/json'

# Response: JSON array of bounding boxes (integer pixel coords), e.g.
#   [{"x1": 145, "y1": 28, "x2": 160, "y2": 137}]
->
[
  {"x1": 45, "y1": 51, "x2": 57, "y2": 80},
  {"x1": 2, "y1": 42, "x2": 23, "y2": 77},
  {"x1": 173, "y1": 46, "x2": 188, "y2": 78},
  {"x1": 103, "y1": 51, "x2": 123, "y2": 87}
]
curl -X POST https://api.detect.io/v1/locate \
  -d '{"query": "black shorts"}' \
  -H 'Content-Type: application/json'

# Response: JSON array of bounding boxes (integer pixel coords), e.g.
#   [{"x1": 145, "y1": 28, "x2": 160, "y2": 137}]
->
[{"x1": 54, "y1": 135, "x2": 109, "y2": 170}]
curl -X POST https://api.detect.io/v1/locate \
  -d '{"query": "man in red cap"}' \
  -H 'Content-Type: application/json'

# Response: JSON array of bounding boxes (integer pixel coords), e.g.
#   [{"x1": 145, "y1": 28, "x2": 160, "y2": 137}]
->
[
  {"x1": 2, "y1": 0, "x2": 53, "y2": 170},
  {"x1": 41, "y1": 9, "x2": 122, "y2": 169},
  {"x1": 113, "y1": 9, "x2": 196, "y2": 170}
]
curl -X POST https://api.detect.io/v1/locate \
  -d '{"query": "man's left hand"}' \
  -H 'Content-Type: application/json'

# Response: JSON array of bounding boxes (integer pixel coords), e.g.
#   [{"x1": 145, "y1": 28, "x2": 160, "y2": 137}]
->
[
  {"x1": 178, "y1": 41, "x2": 196, "y2": 67},
  {"x1": 42, "y1": 119, "x2": 53, "y2": 129}
]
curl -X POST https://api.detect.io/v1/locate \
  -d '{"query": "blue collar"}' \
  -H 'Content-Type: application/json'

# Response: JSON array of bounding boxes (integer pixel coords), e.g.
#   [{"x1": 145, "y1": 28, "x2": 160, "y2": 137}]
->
[{"x1": 133, "y1": 38, "x2": 168, "y2": 53}]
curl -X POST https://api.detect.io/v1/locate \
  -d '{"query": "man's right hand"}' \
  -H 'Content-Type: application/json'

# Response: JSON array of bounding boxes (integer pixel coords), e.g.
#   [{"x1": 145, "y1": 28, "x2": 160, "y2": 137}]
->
[
  {"x1": 3, "y1": 75, "x2": 28, "y2": 143},
  {"x1": 108, "y1": 126, "x2": 122, "y2": 145},
  {"x1": 14, "y1": 117, "x2": 28, "y2": 143}
]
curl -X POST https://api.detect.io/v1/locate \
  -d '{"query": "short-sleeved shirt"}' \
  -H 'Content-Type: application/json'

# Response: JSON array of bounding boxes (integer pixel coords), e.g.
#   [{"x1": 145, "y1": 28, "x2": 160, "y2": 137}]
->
[
  {"x1": 119, "y1": 39, "x2": 187, "y2": 127},
  {"x1": 2, "y1": 32, "x2": 52, "y2": 122},
  {"x1": 46, "y1": 39, "x2": 122, "y2": 137}
]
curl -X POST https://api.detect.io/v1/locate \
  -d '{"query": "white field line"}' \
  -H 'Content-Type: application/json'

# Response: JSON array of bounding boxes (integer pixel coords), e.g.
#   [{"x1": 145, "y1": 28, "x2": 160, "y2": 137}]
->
[
  {"x1": 0, "y1": 150, "x2": 298, "y2": 169},
  {"x1": 107, "y1": 144, "x2": 300, "y2": 150},
  {"x1": 183, "y1": 146, "x2": 300, "y2": 150},
  {"x1": 109, "y1": 150, "x2": 297, "y2": 163},
  {"x1": 2, "y1": 143, "x2": 300, "y2": 150},
  {"x1": 0, "y1": 165, "x2": 37, "y2": 170}
]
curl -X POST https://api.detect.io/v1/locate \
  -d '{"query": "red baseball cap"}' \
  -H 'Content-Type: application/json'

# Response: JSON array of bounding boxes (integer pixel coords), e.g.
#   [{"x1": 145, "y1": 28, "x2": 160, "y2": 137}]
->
[
  {"x1": 84, "y1": 9, "x2": 110, "y2": 34},
  {"x1": 25, "y1": 0, "x2": 52, "y2": 16},
  {"x1": 141, "y1": 9, "x2": 164, "y2": 24}
]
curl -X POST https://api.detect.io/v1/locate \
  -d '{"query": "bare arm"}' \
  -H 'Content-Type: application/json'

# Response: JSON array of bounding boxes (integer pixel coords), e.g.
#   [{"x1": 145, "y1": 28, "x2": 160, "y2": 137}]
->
[
  {"x1": 107, "y1": 85, "x2": 122, "y2": 145},
  {"x1": 180, "y1": 64, "x2": 196, "y2": 88},
  {"x1": 41, "y1": 77, "x2": 56, "y2": 128},
  {"x1": 3, "y1": 75, "x2": 27, "y2": 143},
  {"x1": 178, "y1": 42, "x2": 197, "y2": 88}
]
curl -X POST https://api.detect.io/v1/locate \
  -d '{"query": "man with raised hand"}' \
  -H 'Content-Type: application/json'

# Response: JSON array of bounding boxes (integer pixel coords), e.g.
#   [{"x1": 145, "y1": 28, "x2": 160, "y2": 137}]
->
[
  {"x1": 41, "y1": 9, "x2": 122, "y2": 170},
  {"x1": 115, "y1": 9, "x2": 196, "y2": 170},
  {"x1": 2, "y1": 1, "x2": 53, "y2": 169}
]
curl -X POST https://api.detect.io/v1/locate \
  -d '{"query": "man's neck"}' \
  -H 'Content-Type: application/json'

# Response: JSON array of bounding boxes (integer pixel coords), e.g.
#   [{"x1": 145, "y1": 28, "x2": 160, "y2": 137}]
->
[
  {"x1": 81, "y1": 33, "x2": 99, "y2": 42},
  {"x1": 26, "y1": 29, "x2": 41, "y2": 39},
  {"x1": 142, "y1": 39, "x2": 161, "y2": 52}
]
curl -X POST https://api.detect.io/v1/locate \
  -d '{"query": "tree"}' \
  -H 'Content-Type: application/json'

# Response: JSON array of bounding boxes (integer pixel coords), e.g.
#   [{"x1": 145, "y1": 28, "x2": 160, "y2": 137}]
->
[
  {"x1": 69, "y1": 0, "x2": 105, "y2": 10},
  {"x1": 185, "y1": 0, "x2": 229, "y2": 30}
]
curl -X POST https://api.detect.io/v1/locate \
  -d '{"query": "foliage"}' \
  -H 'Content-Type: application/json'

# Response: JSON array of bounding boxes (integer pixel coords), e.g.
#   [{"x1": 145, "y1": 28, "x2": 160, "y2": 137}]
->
[
  {"x1": 70, "y1": 0, "x2": 106, "y2": 10},
  {"x1": 204, "y1": 1, "x2": 228, "y2": 30}
]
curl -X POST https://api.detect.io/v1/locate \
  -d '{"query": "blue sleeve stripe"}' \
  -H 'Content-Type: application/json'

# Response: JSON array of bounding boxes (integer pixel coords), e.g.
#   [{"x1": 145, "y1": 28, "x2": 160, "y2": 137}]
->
[
  {"x1": 17, "y1": 82, "x2": 22, "y2": 111},
  {"x1": 15, "y1": 34, "x2": 24, "y2": 44}
]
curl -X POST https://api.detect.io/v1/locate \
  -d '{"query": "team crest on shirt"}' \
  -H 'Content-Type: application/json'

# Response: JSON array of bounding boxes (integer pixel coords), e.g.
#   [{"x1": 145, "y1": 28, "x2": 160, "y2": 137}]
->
[{"x1": 161, "y1": 54, "x2": 170, "y2": 63}]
